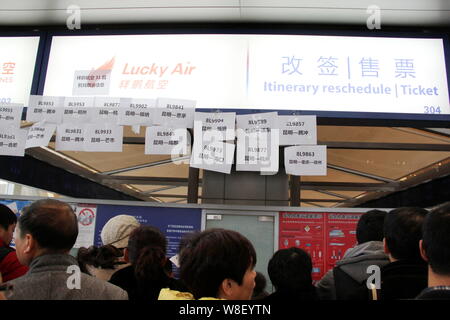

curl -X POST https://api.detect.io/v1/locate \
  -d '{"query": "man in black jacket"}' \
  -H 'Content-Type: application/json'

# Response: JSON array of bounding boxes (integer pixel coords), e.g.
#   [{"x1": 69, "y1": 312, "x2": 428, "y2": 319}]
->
[
  {"x1": 416, "y1": 202, "x2": 450, "y2": 300},
  {"x1": 373, "y1": 207, "x2": 428, "y2": 300}
]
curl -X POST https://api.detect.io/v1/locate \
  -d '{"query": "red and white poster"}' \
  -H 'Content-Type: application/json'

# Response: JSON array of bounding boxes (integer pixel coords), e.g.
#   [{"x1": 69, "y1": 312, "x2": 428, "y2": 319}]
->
[
  {"x1": 279, "y1": 211, "x2": 363, "y2": 282},
  {"x1": 74, "y1": 204, "x2": 97, "y2": 248}
]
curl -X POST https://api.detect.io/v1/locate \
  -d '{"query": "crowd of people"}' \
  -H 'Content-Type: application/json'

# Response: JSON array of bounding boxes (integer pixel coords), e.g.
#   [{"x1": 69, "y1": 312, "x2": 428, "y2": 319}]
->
[{"x1": 1, "y1": 199, "x2": 450, "y2": 300}]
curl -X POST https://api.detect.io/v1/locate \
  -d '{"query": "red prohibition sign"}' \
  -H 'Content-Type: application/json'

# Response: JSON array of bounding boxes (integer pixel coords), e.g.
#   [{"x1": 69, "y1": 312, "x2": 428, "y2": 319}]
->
[{"x1": 78, "y1": 208, "x2": 95, "y2": 226}]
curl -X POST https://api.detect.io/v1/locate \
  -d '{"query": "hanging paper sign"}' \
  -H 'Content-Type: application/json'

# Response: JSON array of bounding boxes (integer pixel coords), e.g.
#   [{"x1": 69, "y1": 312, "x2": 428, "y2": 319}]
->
[
  {"x1": 285, "y1": 145, "x2": 327, "y2": 176},
  {"x1": 84, "y1": 124, "x2": 124, "y2": 152},
  {"x1": 73, "y1": 204, "x2": 97, "y2": 248},
  {"x1": 92, "y1": 97, "x2": 121, "y2": 124},
  {"x1": 0, "y1": 125, "x2": 27, "y2": 156},
  {"x1": 236, "y1": 111, "x2": 278, "y2": 133},
  {"x1": 72, "y1": 69, "x2": 111, "y2": 95},
  {"x1": 145, "y1": 126, "x2": 189, "y2": 156},
  {"x1": 25, "y1": 121, "x2": 56, "y2": 149},
  {"x1": 26, "y1": 95, "x2": 64, "y2": 124},
  {"x1": 62, "y1": 96, "x2": 95, "y2": 123},
  {"x1": 55, "y1": 123, "x2": 85, "y2": 151},
  {"x1": 117, "y1": 98, "x2": 154, "y2": 125},
  {"x1": 190, "y1": 140, "x2": 235, "y2": 174},
  {"x1": 279, "y1": 115, "x2": 317, "y2": 146},
  {"x1": 153, "y1": 98, "x2": 196, "y2": 128},
  {"x1": 0, "y1": 103, "x2": 23, "y2": 128},
  {"x1": 194, "y1": 111, "x2": 236, "y2": 141}
]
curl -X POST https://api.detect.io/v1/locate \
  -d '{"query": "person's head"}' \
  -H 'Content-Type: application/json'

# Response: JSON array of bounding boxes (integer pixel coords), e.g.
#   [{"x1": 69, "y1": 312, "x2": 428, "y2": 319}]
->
[
  {"x1": 252, "y1": 271, "x2": 269, "y2": 300},
  {"x1": 15, "y1": 199, "x2": 78, "y2": 266},
  {"x1": 125, "y1": 225, "x2": 168, "y2": 285},
  {"x1": 179, "y1": 228, "x2": 257, "y2": 300},
  {"x1": 420, "y1": 202, "x2": 450, "y2": 277},
  {"x1": 0, "y1": 204, "x2": 17, "y2": 246},
  {"x1": 268, "y1": 247, "x2": 313, "y2": 293},
  {"x1": 383, "y1": 207, "x2": 428, "y2": 262},
  {"x1": 100, "y1": 214, "x2": 140, "y2": 251},
  {"x1": 77, "y1": 244, "x2": 124, "y2": 274},
  {"x1": 356, "y1": 209, "x2": 386, "y2": 244}
]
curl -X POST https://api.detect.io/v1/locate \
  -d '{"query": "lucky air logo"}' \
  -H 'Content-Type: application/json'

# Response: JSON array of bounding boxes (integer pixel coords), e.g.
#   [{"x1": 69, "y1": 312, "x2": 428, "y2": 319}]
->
[{"x1": 87, "y1": 56, "x2": 115, "y2": 87}]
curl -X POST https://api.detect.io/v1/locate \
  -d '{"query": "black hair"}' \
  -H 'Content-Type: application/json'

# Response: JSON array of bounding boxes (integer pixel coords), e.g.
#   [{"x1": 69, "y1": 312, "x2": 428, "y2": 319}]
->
[
  {"x1": 421, "y1": 202, "x2": 450, "y2": 275},
  {"x1": 356, "y1": 209, "x2": 387, "y2": 244},
  {"x1": 179, "y1": 228, "x2": 257, "y2": 299},
  {"x1": 384, "y1": 207, "x2": 428, "y2": 262},
  {"x1": 0, "y1": 203, "x2": 17, "y2": 230},
  {"x1": 268, "y1": 247, "x2": 314, "y2": 294},
  {"x1": 127, "y1": 226, "x2": 169, "y2": 295},
  {"x1": 252, "y1": 271, "x2": 269, "y2": 300},
  {"x1": 18, "y1": 199, "x2": 78, "y2": 251},
  {"x1": 77, "y1": 244, "x2": 124, "y2": 274}
]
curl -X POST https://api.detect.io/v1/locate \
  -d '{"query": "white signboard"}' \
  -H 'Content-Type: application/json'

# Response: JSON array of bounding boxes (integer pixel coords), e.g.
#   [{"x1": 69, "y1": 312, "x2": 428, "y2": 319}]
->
[
  {"x1": 0, "y1": 36, "x2": 40, "y2": 106},
  {"x1": 284, "y1": 145, "x2": 327, "y2": 176},
  {"x1": 236, "y1": 112, "x2": 278, "y2": 133},
  {"x1": 43, "y1": 34, "x2": 449, "y2": 116},
  {"x1": 26, "y1": 95, "x2": 64, "y2": 124},
  {"x1": 55, "y1": 123, "x2": 85, "y2": 151},
  {"x1": 25, "y1": 122, "x2": 56, "y2": 149},
  {"x1": 247, "y1": 35, "x2": 449, "y2": 114},
  {"x1": 279, "y1": 115, "x2": 317, "y2": 145},
  {"x1": 62, "y1": 96, "x2": 95, "y2": 123},
  {"x1": 153, "y1": 98, "x2": 196, "y2": 128},
  {"x1": 84, "y1": 124, "x2": 123, "y2": 152},
  {"x1": 0, "y1": 126, "x2": 27, "y2": 156},
  {"x1": 117, "y1": 98, "x2": 154, "y2": 126},
  {"x1": 145, "y1": 126, "x2": 188, "y2": 156},
  {"x1": 194, "y1": 111, "x2": 236, "y2": 141},
  {"x1": 190, "y1": 140, "x2": 235, "y2": 174},
  {"x1": 0, "y1": 103, "x2": 23, "y2": 128},
  {"x1": 92, "y1": 97, "x2": 121, "y2": 124},
  {"x1": 73, "y1": 205, "x2": 97, "y2": 248}
]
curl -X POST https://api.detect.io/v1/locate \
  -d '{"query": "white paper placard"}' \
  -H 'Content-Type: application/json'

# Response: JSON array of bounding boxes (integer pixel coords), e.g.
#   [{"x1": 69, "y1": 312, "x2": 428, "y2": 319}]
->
[
  {"x1": 72, "y1": 69, "x2": 111, "y2": 95},
  {"x1": 190, "y1": 140, "x2": 235, "y2": 174},
  {"x1": 117, "y1": 98, "x2": 154, "y2": 125},
  {"x1": 145, "y1": 126, "x2": 189, "y2": 156},
  {"x1": 84, "y1": 124, "x2": 123, "y2": 152},
  {"x1": 279, "y1": 115, "x2": 317, "y2": 145},
  {"x1": 284, "y1": 145, "x2": 327, "y2": 176},
  {"x1": 62, "y1": 96, "x2": 95, "y2": 123},
  {"x1": 92, "y1": 97, "x2": 121, "y2": 124},
  {"x1": 55, "y1": 123, "x2": 85, "y2": 151},
  {"x1": 73, "y1": 204, "x2": 97, "y2": 248},
  {"x1": 0, "y1": 103, "x2": 23, "y2": 128},
  {"x1": 25, "y1": 121, "x2": 56, "y2": 149},
  {"x1": 194, "y1": 111, "x2": 236, "y2": 141},
  {"x1": 0, "y1": 126, "x2": 27, "y2": 156},
  {"x1": 26, "y1": 95, "x2": 64, "y2": 124},
  {"x1": 236, "y1": 129, "x2": 279, "y2": 173},
  {"x1": 236, "y1": 111, "x2": 278, "y2": 133},
  {"x1": 153, "y1": 98, "x2": 196, "y2": 128}
]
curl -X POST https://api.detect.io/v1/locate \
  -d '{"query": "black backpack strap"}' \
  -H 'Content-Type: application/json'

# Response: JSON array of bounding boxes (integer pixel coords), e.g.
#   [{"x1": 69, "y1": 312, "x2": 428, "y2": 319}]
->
[{"x1": 0, "y1": 246, "x2": 14, "y2": 263}]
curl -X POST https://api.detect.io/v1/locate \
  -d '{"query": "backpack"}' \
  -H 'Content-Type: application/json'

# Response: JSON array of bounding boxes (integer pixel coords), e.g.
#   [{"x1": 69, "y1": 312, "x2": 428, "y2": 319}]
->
[{"x1": 333, "y1": 265, "x2": 370, "y2": 300}]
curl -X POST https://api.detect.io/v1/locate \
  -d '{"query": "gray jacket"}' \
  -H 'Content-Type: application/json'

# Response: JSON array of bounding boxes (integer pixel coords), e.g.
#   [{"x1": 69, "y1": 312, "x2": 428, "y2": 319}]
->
[
  {"x1": 315, "y1": 241, "x2": 389, "y2": 300},
  {"x1": 7, "y1": 254, "x2": 128, "y2": 300}
]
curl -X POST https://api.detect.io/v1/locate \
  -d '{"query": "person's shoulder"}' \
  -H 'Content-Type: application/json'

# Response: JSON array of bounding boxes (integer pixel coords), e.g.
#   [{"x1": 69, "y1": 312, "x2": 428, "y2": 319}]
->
[{"x1": 81, "y1": 273, "x2": 128, "y2": 300}]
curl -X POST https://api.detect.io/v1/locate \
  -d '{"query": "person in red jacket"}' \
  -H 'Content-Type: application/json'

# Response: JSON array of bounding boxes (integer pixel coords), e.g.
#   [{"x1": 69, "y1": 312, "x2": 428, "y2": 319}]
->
[{"x1": 0, "y1": 204, "x2": 28, "y2": 282}]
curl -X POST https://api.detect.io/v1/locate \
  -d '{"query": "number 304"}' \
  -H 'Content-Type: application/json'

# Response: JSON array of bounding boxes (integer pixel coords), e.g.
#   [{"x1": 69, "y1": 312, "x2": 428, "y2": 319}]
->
[{"x1": 424, "y1": 106, "x2": 441, "y2": 114}]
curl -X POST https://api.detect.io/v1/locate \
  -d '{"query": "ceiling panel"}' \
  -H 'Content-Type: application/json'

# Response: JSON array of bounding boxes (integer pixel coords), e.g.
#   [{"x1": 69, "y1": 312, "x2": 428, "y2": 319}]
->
[{"x1": 328, "y1": 149, "x2": 450, "y2": 180}]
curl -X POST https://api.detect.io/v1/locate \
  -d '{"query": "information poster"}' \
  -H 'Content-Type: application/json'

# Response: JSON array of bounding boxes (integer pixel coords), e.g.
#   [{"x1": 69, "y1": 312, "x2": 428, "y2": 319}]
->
[
  {"x1": 93, "y1": 204, "x2": 202, "y2": 277},
  {"x1": 279, "y1": 211, "x2": 364, "y2": 282}
]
